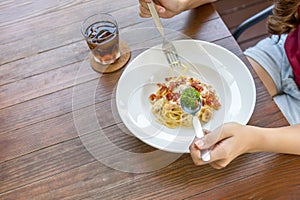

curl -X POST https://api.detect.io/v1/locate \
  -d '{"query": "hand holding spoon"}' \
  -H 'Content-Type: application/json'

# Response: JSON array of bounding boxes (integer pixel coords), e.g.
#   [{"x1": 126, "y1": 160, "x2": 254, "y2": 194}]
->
[{"x1": 180, "y1": 87, "x2": 211, "y2": 162}]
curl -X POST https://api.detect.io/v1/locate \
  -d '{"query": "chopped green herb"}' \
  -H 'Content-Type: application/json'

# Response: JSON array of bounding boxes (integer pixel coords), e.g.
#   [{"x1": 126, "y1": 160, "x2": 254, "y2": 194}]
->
[{"x1": 180, "y1": 87, "x2": 201, "y2": 110}]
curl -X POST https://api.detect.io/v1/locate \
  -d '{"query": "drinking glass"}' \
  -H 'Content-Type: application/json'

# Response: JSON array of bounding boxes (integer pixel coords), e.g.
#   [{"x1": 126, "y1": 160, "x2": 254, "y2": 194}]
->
[{"x1": 81, "y1": 13, "x2": 120, "y2": 65}]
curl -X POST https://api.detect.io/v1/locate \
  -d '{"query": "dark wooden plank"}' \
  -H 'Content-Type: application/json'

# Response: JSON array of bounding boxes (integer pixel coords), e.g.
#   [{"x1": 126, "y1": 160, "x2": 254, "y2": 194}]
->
[
  {"x1": 0, "y1": 60, "x2": 85, "y2": 109},
  {"x1": 0, "y1": 4, "x2": 144, "y2": 65},
  {"x1": 0, "y1": 41, "x2": 88, "y2": 86},
  {"x1": 186, "y1": 158, "x2": 300, "y2": 199},
  {"x1": 0, "y1": 123, "x2": 156, "y2": 193},
  {"x1": 1, "y1": 0, "x2": 87, "y2": 26},
  {"x1": 0, "y1": 0, "x2": 136, "y2": 44},
  {"x1": 0, "y1": 119, "x2": 168, "y2": 193},
  {"x1": 1, "y1": 145, "x2": 297, "y2": 199},
  {"x1": 217, "y1": 1, "x2": 272, "y2": 29},
  {"x1": 235, "y1": 19, "x2": 270, "y2": 45},
  {"x1": 0, "y1": 136, "x2": 96, "y2": 193},
  {"x1": 0, "y1": 95, "x2": 123, "y2": 162},
  {"x1": 0, "y1": 72, "x2": 116, "y2": 135},
  {"x1": 214, "y1": 0, "x2": 267, "y2": 14}
]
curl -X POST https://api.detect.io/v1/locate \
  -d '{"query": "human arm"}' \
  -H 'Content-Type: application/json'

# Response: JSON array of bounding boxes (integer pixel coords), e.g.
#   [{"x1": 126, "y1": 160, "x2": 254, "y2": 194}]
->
[
  {"x1": 139, "y1": 0, "x2": 217, "y2": 19},
  {"x1": 249, "y1": 124, "x2": 300, "y2": 154},
  {"x1": 247, "y1": 57, "x2": 278, "y2": 97},
  {"x1": 189, "y1": 122, "x2": 300, "y2": 169}
]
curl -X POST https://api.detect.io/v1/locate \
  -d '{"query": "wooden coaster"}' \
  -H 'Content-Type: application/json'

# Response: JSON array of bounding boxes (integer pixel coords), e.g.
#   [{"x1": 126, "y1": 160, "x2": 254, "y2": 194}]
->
[{"x1": 89, "y1": 40, "x2": 131, "y2": 73}]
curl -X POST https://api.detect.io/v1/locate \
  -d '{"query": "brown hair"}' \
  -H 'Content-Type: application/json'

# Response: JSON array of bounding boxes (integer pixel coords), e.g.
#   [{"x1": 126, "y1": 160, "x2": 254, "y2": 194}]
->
[{"x1": 267, "y1": 0, "x2": 300, "y2": 35}]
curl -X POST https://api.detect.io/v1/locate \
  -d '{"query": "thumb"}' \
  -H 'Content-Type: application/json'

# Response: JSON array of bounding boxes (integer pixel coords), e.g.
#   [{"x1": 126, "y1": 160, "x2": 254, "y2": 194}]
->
[
  {"x1": 156, "y1": 5, "x2": 166, "y2": 15},
  {"x1": 195, "y1": 126, "x2": 228, "y2": 149},
  {"x1": 156, "y1": 5, "x2": 172, "y2": 18}
]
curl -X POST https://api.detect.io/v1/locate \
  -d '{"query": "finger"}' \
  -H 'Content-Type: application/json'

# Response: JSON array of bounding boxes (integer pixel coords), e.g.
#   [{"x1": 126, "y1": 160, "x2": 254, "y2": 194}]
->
[
  {"x1": 139, "y1": 0, "x2": 151, "y2": 4},
  {"x1": 195, "y1": 125, "x2": 232, "y2": 150},
  {"x1": 139, "y1": 5, "x2": 151, "y2": 18},
  {"x1": 203, "y1": 129, "x2": 210, "y2": 135},
  {"x1": 213, "y1": 159, "x2": 231, "y2": 169},
  {"x1": 157, "y1": 9, "x2": 176, "y2": 19},
  {"x1": 190, "y1": 138, "x2": 214, "y2": 165},
  {"x1": 206, "y1": 137, "x2": 239, "y2": 169},
  {"x1": 189, "y1": 142, "x2": 203, "y2": 165},
  {"x1": 190, "y1": 137, "x2": 226, "y2": 165},
  {"x1": 155, "y1": 5, "x2": 166, "y2": 16},
  {"x1": 209, "y1": 159, "x2": 232, "y2": 169},
  {"x1": 209, "y1": 162, "x2": 224, "y2": 170},
  {"x1": 208, "y1": 139, "x2": 228, "y2": 161}
]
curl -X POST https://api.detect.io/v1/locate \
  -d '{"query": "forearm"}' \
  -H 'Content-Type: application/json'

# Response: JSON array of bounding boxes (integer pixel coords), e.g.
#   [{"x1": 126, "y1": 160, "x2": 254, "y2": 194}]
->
[
  {"x1": 247, "y1": 124, "x2": 300, "y2": 155},
  {"x1": 180, "y1": 0, "x2": 217, "y2": 11}
]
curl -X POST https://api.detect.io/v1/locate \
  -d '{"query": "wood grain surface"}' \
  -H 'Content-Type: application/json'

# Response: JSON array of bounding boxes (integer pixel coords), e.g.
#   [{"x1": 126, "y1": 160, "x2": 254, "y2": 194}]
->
[{"x1": 1, "y1": 1, "x2": 297, "y2": 199}]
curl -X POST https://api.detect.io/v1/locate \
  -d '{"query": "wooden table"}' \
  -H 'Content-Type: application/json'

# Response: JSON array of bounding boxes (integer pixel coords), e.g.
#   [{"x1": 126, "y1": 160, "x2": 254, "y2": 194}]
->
[{"x1": 1, "y1": 1, "x2": 299, "y2": 199}]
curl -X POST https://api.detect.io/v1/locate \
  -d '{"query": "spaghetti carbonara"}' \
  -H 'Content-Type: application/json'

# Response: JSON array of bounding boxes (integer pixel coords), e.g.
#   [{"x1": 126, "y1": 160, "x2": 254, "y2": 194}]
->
[{"x1": 149, "y1": 76, "x2": 221, "y2": 128}]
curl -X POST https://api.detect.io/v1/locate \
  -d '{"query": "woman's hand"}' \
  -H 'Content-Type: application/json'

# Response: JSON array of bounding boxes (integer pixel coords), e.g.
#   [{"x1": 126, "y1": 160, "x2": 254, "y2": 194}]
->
[
  {"x1": 139, "y1": 0, "x2": 216, "y2": 19},
  {"x1": 139, "y1": 0, "x2": 186, "y2": 18},
  {"x1": 190, "y1": 122, "x2": 300, "y2": 169},
  {"x1": 189, "y1": 122, "x2": 256, "y2": 169}
]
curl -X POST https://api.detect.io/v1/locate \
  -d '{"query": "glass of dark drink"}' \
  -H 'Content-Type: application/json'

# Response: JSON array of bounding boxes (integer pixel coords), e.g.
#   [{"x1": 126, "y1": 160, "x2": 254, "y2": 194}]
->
[{"x1": 81, "y1": 13, "x2": 120, "y2": 65}]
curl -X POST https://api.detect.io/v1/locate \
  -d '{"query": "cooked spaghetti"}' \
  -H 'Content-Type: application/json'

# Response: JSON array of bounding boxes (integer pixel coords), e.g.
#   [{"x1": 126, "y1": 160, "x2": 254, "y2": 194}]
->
[{"x1": 149, "y1": 76, "x2": 221, "y2": 128}]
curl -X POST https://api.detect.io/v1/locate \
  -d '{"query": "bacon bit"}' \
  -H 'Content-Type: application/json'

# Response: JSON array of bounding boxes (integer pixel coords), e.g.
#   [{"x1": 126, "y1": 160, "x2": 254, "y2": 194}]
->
[
  {"x1": 172, "y1": 93, "x2": 180, "y2": 102},
  {"x1": 178, "y1": 79, "x2": 186, "y2": 85},
  {"x1": 191, "y1": 82, "x2": 197, "y2": 87},
  {"x1": 149, "y1": 94, "x2": 157, "y2": 101},
  {"x1": 213, "y1": 101, "x2": 221, "y2": 109},
  {"x1": 201, "y1": 100, "x2": 205, "y2": 107},
  {"x1": 206, "y1": 100, "x2": 212, "y2": 106},
  {"x1": 191, "y1": 83, "x2": 203, "y2": 92},
  {"x1": 165, "y1": 77, "x2": 173, "y2": 81},
  {"x1": 169, "y1": 82, "x2": 176, "y2": 91},
  {"x1": 159, "y1": 85, "x2": 167, "y2": 93},
  {"x1": 166, "y1": 92, "x2": 173, "y2": 101}
]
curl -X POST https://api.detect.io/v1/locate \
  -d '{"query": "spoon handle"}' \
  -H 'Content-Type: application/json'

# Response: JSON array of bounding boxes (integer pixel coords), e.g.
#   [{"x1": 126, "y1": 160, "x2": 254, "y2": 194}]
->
[{"x1": 192, "y1": 116, "x2": 211, "y2": 162}]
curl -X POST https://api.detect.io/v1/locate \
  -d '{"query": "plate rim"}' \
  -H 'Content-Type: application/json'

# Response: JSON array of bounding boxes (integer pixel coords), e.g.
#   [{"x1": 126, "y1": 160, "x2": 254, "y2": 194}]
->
[{"x1": 116, "y1": 39, "x2": 256, "y2": 153}]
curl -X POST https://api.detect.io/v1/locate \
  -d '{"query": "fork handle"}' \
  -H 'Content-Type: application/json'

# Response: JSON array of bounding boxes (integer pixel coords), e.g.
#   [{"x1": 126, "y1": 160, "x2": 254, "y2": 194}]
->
[{"x1": 147, "y1": 0, "x2": 165, "y2": 38}]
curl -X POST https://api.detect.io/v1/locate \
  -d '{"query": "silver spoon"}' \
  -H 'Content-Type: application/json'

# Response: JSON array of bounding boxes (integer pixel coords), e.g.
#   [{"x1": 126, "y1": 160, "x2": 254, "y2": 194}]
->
[{"x1": 180, "y1": 88, "x2": 211, "y2": 162}]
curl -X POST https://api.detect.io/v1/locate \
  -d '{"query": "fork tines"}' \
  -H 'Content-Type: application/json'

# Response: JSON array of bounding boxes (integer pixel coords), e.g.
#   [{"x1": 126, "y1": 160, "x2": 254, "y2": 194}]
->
[{"x1": 163, "y1": 41, "x2": 182, "y2": 69}]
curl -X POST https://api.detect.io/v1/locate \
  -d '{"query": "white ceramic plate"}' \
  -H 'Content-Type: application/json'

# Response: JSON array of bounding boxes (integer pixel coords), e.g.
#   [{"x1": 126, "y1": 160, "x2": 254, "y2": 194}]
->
[{"x1": 116, "y1": 40, "x2": 256, "y2": 153}]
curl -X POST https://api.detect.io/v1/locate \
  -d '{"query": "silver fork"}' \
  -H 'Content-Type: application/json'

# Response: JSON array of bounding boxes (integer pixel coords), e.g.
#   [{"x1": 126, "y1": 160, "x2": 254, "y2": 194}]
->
[
  {"x1": 162, "y1": 39, "x2": 182, "y2": 70},
  {"x1": 147, "y1": 0, "x2": 182, "y2": 71}
]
